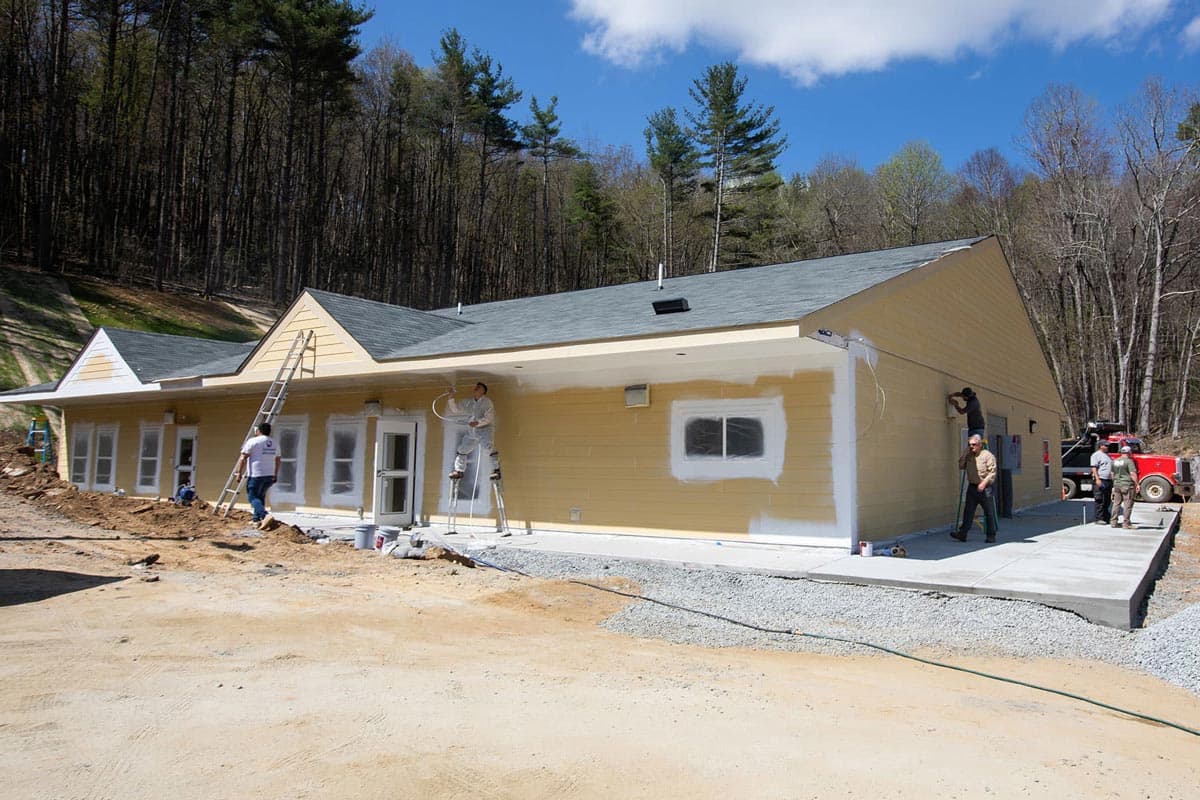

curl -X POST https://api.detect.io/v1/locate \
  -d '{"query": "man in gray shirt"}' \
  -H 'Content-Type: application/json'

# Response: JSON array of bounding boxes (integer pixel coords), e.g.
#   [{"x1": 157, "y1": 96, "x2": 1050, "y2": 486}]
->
[{"x1": 1090, "y1": 441, "x2": 1113, "y2": 524}]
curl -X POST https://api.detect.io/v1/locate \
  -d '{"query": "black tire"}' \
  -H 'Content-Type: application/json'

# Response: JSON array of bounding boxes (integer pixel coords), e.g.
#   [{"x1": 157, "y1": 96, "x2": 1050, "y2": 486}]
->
[
  {"x1": 1062, "y1": 477, "x2": 1079, "y2": 499},
  {"x1": 1139, "y1": 475, "x2": 1172, "y2": 503}
]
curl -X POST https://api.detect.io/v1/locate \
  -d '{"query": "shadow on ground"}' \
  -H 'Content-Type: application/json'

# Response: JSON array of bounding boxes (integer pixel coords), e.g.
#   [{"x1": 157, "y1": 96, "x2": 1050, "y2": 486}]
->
[{"x1": 0, "y1": 569, "x2": 126, "y2": 606}]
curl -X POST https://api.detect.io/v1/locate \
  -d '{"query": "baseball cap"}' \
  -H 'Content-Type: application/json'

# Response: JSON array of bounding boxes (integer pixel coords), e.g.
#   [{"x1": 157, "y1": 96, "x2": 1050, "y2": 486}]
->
[{"x1": 1120, "y1": 445, "x2": 1132, "y2": 453}]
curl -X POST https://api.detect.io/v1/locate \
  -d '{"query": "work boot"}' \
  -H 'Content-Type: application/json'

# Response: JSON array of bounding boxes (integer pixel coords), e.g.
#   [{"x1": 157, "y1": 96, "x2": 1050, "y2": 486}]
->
[
  {"x1": 1123, "y1": 522, "x2": 1134, "y2": 529},
  {"x1": 985, "y1": 535, "x2": 996, "y2": 543},
  {"x1": 949, "y1": 531, "x2": 967, "y2": 542}
]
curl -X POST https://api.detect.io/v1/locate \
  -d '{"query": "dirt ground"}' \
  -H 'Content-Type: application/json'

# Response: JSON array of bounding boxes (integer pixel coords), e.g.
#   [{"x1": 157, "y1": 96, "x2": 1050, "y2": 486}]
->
[{"x1": 2, "y1": 438, "x2": 1199, "y2": 798}]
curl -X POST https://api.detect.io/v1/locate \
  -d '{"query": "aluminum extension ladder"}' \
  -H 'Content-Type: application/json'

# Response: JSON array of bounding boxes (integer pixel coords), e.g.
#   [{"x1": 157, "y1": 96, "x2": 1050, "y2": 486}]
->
[
  {"x1": 447, "y1": 454, "x2": 510, "y2": 536},
  {"x1": 212, "y1": 330, "x2": 313, "y2": 516}
]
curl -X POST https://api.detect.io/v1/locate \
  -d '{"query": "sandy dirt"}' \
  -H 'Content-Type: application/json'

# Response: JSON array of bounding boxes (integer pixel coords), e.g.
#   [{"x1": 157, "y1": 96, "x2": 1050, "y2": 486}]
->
[{"x1": 2, "y1": 438, "x2": 1199, "y2": 798}]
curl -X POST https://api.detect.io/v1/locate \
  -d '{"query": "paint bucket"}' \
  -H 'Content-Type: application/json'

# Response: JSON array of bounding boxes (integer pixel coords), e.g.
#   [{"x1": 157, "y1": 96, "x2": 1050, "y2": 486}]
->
[
  {"x1": 859, "y1": 541, "x2": 874, "y2": 557},
  {"x1": 375, "y1": 526, "x2": 401, "y2": 552},
  {"x1": 354, "y1": 524, "x2": 375, "y2": 550}
]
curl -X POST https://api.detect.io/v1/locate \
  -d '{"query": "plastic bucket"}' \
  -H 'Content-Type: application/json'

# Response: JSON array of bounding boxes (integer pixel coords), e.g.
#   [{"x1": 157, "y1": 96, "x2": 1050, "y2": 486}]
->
[
  {"x1": 354, "y1": 524, "x2": 376, "y2": 550},
  {"x1": 375, "y1": 526, "x2": 400, "y2": 552}
]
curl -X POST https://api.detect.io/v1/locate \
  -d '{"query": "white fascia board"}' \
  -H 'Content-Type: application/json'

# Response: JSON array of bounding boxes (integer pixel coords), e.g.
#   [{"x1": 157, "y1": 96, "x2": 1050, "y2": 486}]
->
[
  {"x1": 15, "y1": 329, "x2": 162, "y2": 403},
  {"x1": 203, "y1": 323, "x2": 812, "y2": 388}
]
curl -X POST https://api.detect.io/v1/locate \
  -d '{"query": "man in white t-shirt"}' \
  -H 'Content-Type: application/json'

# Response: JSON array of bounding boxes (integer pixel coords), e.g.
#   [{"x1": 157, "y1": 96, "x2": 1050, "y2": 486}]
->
[{"x1": 234, "y1": 421, "x2": 281, "y2": 523}]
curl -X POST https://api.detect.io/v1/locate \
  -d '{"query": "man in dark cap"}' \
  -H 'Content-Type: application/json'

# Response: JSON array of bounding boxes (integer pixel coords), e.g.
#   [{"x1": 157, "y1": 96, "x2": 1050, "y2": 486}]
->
[
  {"x1": 1090, "y1": 441, "x2": 1113, "y2": 524},
  {"x1": 948, "y1": 387, "x2": 985, "y2": 438}
]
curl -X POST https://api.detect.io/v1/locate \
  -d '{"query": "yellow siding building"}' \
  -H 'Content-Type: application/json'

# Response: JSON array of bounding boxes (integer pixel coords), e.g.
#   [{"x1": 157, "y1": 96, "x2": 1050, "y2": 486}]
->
[{"x1": 2, "y1": 236, "x2": 1065, "y2": 550}]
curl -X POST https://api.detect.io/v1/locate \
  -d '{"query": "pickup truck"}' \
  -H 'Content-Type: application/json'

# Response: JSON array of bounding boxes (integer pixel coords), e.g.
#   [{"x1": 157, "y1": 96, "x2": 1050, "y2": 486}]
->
[{"x1": 1061, "y1": 421, "x2": 1194, "y2": 503}]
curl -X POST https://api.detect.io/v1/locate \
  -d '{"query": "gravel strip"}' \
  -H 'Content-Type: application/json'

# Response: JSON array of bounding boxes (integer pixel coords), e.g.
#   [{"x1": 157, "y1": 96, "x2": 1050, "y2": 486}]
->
[{"x1": 479, "y1": 548, "x2": 1200, "y2": 696}]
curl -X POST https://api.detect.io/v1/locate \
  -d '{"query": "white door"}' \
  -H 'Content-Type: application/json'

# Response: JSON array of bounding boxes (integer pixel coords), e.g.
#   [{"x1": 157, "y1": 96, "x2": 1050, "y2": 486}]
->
[
  {"x1": 374, "y1": 420, "x2": 417, "y2": 527},
  {"x1": 174, "y1": 426, "x2": 198, "y2": 492}
]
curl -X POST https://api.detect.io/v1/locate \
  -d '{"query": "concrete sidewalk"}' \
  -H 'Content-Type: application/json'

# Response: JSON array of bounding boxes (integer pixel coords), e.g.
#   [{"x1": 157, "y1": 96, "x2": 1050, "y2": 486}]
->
[{"x1": 276, "y1": 499, "x2": 1179, "y2": 630}]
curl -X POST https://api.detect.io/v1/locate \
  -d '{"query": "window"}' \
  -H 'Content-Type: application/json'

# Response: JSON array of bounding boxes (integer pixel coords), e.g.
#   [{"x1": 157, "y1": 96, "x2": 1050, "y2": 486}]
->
[
  {"x1": 93, "y1": 426, "x2": 118, "y2": 492},
  {"x1": 137, "y1": 425, "x2": 163, "y2": 494},
  {"x1": 322, "y1": 416, "x2": 365, "y2": 507},
  {"x1": 670, "y1": 398, "x2": 786, "y2": 481},
  {"x1": 272, "y1": 417, "x2": 308, "y2": 504},
  {"x1": 70, "y1": 424, "x2": 93, "y2": 488},
  {"x1": 684, "y1": 416, "x2": 765, "y2": 459}
]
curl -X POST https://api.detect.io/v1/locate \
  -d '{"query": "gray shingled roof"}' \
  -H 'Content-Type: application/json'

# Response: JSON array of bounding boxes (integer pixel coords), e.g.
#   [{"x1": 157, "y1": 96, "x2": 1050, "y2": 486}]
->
[
  {"x1": 0, "y1": 380, "x2": 59, "y2": 396},
  {"x1": 0, "y1": 237, "x2": 989, "y2": 400},
  {"x1": 103, "y1": 329, "x2": 255, "y2": 382},
  {"x1": 383, "y1": 237, "x2": 986, "y2": 358},
  {"x1": 306, "y1": 289, "x2": 470, "y2": 360}
]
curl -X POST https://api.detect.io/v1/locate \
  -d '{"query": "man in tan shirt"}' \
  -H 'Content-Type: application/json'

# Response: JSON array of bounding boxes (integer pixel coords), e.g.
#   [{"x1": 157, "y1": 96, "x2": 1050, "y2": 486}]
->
[{"x1": 952, "y1": 434, "x2": 998, "y2": 543}]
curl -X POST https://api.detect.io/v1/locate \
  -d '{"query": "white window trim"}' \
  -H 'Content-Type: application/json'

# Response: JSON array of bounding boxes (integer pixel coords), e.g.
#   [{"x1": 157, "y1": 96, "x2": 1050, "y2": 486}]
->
[
  {"x1": 670, "y1": 397, "x2": 786, "y2": 482},
  {"x1": 272, "y1": 415, "x2": 309, "y2": 505},
  {"x1": 439, "y1": 418, "x2": 492, "y2": 514},
  {"x1": 70, "y1": 423, "x2": 94, "y2": 489},
  {"x1": 92, "y1": 424, "x2": 119, "y2": 493},
  {"x1": 322, "y1": 415, "x2": 366, "y2": 508},
  {"x1": 137, "y1": 423, "x2": 164, "y2": 495}
]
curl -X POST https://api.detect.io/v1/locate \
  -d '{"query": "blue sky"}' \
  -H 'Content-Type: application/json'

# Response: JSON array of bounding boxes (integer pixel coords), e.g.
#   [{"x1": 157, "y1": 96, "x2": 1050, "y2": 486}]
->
[{"x1": 358, "y1": 1, "x2": 1200, "y2": 178}]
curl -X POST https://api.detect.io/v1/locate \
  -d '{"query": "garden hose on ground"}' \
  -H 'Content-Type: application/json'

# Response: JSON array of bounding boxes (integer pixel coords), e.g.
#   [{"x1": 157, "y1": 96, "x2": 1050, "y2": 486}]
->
[{"x1": 462, "y1": 550, "x2": 1199, "y2": 739}]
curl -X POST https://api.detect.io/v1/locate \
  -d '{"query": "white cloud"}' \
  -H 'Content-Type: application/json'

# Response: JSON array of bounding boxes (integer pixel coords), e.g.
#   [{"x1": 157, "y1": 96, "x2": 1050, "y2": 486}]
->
[
  {"x1": 1184, "y1": 15, "x2": 1200, "y2": 51},
  {"x1": 570, "y1": 0, "x2": 1174, "y2": 84}
]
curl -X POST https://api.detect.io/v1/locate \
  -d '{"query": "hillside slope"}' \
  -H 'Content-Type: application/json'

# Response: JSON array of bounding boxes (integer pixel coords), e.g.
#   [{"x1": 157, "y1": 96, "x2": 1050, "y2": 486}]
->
[{"x1": 0, "y1": 263, "x2": 271, "y2": 432}]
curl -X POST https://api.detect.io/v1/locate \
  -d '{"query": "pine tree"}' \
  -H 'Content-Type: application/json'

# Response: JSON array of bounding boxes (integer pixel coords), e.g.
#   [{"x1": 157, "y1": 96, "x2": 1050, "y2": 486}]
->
[
  {"x1": 644, "y1": 107, "x2": 698, "y2": 277},
  {"x1": 686, "y1": 62, "x2": 785, "y2": 271},
  {"x1": 521, "y1": 95, "x2": 581, "y2": 294}
]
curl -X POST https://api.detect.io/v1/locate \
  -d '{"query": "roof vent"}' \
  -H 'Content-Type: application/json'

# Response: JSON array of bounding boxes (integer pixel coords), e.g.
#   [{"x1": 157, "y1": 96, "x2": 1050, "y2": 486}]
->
[{"x1": 652, "y1": 297, "x2": 690, "y2": 315}]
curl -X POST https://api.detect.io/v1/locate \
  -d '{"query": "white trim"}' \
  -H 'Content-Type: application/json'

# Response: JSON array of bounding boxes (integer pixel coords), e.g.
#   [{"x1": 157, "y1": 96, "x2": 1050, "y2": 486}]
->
[
  {"x1": 373, "y1": 417, "x2": 420, "y2": 527},
  {"x1": 272, "y1": 415, "x2": 309, "y2": 505},
  {"x1": 669, "y1": 397, "x2": 786, "y2": 482},
  {"x1": 92, "y1": 425, "x2": 119, "y2": 493},
  {"x1": 440, "y1": 418, "x2": 492, "y2": 515},
  {"x1": 172, "y1": 425, "x2": 199, "y2": 492},
  {"x1": 57, "y1": 329, "x2": 147, "y2": 397},
  {"x1": 322, "y1": 415, "x2": 366, "y2": 509},
  {"x1": 136, "y1": 424, "x2": 164, "y2": 495}
]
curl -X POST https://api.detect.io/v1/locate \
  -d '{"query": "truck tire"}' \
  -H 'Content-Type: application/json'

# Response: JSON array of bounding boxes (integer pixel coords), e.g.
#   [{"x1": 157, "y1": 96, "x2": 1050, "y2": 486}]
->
[
  {"x1": 1062, "y1": 477, "x2": 1079, "y2": 499},
  {"x1": 1139, "y1": 475, "x2": 1172, "y2": 503}
]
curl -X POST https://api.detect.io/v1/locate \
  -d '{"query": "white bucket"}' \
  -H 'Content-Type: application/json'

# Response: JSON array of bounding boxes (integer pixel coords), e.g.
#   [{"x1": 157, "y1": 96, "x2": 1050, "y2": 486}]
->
[
  {"x1": 354, "y1": 525, "x2": 375, "y2": 550},
  {"x1": 375, "y1": 526, "x2": 401, "y2": 552},
  {"x1": 859, "y1": 541, "x2": 874, "y2": 557}
]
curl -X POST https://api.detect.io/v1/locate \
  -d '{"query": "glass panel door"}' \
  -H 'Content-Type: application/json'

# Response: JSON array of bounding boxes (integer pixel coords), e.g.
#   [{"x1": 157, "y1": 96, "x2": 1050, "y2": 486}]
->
[{"x1": 374, "y1": 420, "x2": 416, "y2": 526}]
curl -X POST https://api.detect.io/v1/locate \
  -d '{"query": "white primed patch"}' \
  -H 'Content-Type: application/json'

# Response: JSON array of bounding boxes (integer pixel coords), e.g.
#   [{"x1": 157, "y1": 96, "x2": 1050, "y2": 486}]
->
[{"x1": 669, "y1": 396, "x2": 786, "y2": 482}]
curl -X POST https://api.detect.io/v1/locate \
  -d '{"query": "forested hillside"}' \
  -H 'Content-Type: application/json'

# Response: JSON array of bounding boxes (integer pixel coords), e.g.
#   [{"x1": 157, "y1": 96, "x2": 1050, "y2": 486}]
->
[{"x1": 0, "y1": 2, "x2": 1197, "y2": 437}]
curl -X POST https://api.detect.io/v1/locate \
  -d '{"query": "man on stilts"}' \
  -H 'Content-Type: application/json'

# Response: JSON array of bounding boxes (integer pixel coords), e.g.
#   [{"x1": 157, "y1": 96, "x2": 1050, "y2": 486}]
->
[{"x1": 447, "y1": 382, "x2": 500, "y2": 481}]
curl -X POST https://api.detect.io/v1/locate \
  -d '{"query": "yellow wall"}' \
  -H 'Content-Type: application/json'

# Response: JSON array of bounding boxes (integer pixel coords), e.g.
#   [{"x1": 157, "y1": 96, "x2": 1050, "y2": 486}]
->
[
  {"x1": 72, "y1": 353, "x2": 116, "y2": 383},
  {"x1": 479, "y1": 374, "x2": 836, "y2": 538},
  {"x1": 807, "y1": 239, "x2": 1063, "y2": 538},
  {"x1": 60, "y1": 371, "x2": 839, "y2": 540},
  {"x1": 241, "y1": 296, "x2": 368, "y2": 376}
]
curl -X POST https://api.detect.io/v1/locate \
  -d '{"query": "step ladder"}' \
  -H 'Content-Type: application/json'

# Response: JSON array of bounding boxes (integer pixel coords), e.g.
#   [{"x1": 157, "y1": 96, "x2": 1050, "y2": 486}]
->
[
  {"x1": 212, "y1": 330, "x2": 313, "y2": 517},
  {"x1": 26, "y1": 416, "x2": 53, "y2": 463},
  {"x1": 446, "y1": 453, "x2": 510, "y2": 536}
]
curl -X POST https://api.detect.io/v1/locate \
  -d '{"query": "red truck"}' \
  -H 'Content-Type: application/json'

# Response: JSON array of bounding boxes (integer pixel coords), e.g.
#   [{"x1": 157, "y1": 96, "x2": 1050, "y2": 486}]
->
[{"x1": 1061, "y1": 421, "x2": 1194, "y2": 502}]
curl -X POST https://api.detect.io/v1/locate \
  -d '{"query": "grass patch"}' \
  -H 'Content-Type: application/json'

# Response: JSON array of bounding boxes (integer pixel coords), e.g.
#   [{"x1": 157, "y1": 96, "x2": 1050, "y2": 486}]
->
[
  {"x1": 68, "y1": 279, "x2": 261, "y2": 342},
  {"x1": 0, "y1": 345, "x2": 26, "y2": 390}
]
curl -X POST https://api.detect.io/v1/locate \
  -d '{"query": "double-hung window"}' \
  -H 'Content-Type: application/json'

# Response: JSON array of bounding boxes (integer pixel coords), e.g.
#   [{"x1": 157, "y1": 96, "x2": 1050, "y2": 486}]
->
[
  {"x1": 69, "y1": 423, "x2": 119, "y2": 492},
  {"x1": 322, "y1": 416, "x2": 365, "y2": 508},
  {"x1": 137, "y1": 424, "x2": 163, "y2": 495},
  {"x1": 272, "y1": 417, "x2": 308, "y2": 504}
]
